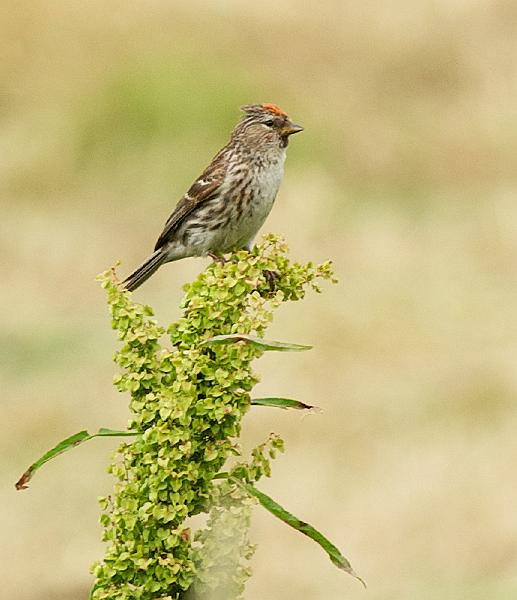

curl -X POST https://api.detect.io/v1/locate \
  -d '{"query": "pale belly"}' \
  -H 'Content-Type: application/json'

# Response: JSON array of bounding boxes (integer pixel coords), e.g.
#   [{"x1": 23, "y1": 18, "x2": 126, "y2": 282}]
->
[
  {"x1": 182, "y1": 163, "x2": 283, "y2": 256},
  {"x1": 166, "y1": 156, "x2": 285, "y2": 260},
  {"x1": 217, "y1": 165, "x2": 283, "y2": 251}
]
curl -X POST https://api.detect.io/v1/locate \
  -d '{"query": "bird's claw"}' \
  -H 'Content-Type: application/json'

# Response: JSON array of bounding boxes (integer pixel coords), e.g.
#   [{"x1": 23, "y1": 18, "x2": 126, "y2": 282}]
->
[
  {"x1": 208, "y1": 252, "x2": 228, "y2": 264},
  {"x1": 263, "y1": 269, "x2": 280, "y2": 292}
]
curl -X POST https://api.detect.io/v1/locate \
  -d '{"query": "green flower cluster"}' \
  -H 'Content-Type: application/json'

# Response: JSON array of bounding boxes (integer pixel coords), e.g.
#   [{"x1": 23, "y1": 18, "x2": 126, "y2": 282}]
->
[{"x1": 91, "y1": 235, "x2": 335, "y2": 600}]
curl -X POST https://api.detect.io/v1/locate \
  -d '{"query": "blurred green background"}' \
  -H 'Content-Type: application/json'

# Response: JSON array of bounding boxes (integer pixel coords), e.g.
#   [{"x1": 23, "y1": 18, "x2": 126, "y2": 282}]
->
[{"x1": 2, "y1": 1, "x2": 517, "y2": 598}]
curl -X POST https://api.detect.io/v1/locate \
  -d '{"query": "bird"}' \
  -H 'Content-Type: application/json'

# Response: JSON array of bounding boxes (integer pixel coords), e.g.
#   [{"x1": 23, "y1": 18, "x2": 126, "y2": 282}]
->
[{"x1": 122, "y1": 103, "x2": 303, "y2": 291}]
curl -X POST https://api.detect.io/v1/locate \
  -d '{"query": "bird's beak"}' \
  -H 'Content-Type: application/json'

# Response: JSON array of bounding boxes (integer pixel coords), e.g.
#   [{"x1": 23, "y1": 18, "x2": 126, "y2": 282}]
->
[{"x1": 282, "y1": 121, "x2": 304, "y2": 136}]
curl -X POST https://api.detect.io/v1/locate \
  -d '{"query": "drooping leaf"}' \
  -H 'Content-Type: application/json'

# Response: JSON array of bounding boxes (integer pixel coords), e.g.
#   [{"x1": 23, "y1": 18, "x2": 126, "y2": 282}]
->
[
  {"x1": 238, "y1": 481, "x2": 365, "y2": 587},
  {"x1": 201, "y1": 333, "x2": 312, "y2": 352},
  {"x1": 251, "y1": 397, "x2": 321, "y2": 411},
  {"x1": 15, "y1": 428, "x2": 137, "y2": 490}
]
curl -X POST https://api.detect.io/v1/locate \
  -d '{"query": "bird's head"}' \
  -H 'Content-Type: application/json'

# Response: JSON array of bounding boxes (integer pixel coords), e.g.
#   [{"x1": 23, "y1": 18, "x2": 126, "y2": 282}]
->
[{"x1": 233, "y1": 103, "x2": 303, "y2": 150}]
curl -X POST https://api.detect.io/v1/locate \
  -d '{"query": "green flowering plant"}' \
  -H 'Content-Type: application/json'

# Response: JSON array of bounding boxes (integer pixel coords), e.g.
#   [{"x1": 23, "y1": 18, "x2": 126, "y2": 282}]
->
[{"x1": 16, "y1": 235, "x2": 363, "y2": 599}]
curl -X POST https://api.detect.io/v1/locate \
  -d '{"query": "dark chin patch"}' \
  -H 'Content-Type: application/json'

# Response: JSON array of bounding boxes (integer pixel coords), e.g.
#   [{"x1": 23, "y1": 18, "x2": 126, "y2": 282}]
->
[{"x1": 280, "y1": 135, "x2": 289, "y2": 148}]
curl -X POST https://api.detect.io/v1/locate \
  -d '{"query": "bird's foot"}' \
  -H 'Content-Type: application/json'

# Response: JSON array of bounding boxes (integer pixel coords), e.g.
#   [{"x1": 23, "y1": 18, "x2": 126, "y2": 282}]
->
[
  {"x1": 263, "y1": 269, "x2": 280, "y2": 292},
  {"x1": 208, "y1": 252, "x2": 227, "y2": 264}
]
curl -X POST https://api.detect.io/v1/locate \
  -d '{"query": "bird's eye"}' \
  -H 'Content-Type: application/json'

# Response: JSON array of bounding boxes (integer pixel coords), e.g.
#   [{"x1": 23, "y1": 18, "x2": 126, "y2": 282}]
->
[{"x1": 264, "y1": 119, "x2": 275, "y2": 127}]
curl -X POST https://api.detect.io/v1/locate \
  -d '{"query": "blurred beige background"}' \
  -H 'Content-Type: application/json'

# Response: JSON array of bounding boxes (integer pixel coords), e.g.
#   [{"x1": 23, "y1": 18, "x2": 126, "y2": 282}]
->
[{"x1": 2, "y1": 1, "x2": 517, "y2": 598}]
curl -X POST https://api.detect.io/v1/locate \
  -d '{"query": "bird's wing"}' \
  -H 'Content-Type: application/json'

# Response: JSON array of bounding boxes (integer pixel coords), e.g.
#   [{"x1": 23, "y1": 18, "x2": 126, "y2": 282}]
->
[{"x1": 154, "y1": 153, "x2": 228, "y2": 251}]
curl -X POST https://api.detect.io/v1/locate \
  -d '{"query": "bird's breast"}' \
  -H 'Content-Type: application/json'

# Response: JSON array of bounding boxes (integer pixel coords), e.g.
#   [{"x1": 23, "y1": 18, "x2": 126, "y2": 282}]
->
[{"x1": 250, "y1": 154, "x2": 285, "y2": 206}]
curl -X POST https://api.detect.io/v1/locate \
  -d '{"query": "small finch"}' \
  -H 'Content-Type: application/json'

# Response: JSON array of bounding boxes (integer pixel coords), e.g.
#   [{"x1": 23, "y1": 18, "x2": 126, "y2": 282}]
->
[{"x1": 123, "y1": 103, "x2": 303, "y2": 291}]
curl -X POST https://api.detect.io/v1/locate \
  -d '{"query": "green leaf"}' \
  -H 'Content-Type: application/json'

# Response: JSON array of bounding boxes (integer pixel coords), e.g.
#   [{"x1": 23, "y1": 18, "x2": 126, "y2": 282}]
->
[
  {"x1": 237, "y1": 481, "x2": 365, "y2": 587},
  {"x1": 251, "y1": 397, "x2": 320, "y2": 411},
  {"x1": 88, "y1": 581, "x2": 101, "y2": 600},
  {"x1": 201, "y1": 334, "x2": 312, "y2": 352},
  {"x1": 15, "y1": 428, "x2": 137, "y2": 490}
]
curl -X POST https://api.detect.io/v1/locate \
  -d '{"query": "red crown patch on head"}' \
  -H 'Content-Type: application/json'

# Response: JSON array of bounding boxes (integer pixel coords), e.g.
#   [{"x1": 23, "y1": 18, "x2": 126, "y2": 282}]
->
[{"x1": 261, "y1": 103, "x2": 287, "y2": 117}]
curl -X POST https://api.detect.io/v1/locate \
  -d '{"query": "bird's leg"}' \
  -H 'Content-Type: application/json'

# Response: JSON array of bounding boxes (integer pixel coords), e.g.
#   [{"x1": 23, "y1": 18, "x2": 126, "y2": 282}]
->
[
  {"x1": 208, "y1": 252, "x2": 227, "y2": 264},
  {"x1": 263, "y1": 269, "x2": 280, "y2": 292}
]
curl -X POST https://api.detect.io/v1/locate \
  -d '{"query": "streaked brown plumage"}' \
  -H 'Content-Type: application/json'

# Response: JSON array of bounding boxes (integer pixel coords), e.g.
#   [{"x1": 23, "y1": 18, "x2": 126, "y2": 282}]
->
[{"x1": 123, "y1": 103, "x2": 303, "y2": 291}]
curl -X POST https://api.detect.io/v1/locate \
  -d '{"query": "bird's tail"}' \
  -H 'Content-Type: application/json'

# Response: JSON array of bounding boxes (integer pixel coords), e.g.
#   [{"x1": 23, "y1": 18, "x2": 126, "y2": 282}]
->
[{"x1": 123, "y1": 250, "x2": 168, "y2": 291}]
